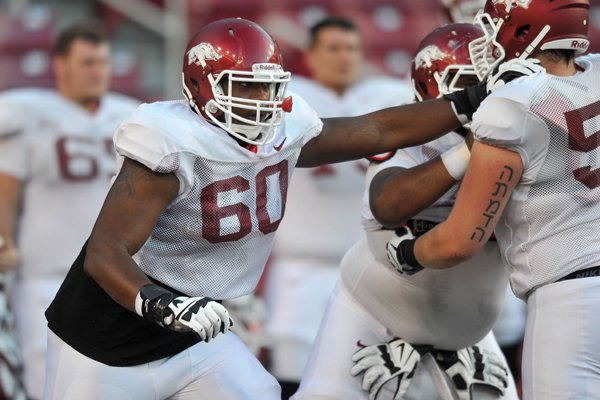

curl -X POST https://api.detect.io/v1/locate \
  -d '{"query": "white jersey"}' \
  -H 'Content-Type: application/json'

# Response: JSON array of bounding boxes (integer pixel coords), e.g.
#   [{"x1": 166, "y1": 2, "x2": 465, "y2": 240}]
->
[
  {"x1": 272, "y1": 76, "x2": 414, "y2": 261},
  {"x1": 472, "y1": 53, "x2": 600, "y2": 300},
  {"x1": 114, "y1": 93, "x2": 322, "y2": 299},
  {"x1": 0, "y1": 88, "x2": 139, "y2": 280},
  {"x1": 340, "y1": 132, "x2": 509, "y2": 350}
]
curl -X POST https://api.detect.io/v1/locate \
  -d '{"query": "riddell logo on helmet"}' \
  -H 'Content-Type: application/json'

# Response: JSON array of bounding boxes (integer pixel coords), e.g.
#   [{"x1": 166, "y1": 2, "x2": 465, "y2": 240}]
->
[
  {"x1": 571, "y1": 41, "x2": 588, "y2": 50},
  {"x1": 253, "y1": 63, "x2": 281, "y2": 72}
]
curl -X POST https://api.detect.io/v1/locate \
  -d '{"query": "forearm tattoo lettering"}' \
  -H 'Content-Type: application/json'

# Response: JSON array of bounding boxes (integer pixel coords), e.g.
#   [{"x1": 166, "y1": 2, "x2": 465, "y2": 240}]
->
[{"x1": 470, "y1": 165, "x2": 514, "y2": 242}]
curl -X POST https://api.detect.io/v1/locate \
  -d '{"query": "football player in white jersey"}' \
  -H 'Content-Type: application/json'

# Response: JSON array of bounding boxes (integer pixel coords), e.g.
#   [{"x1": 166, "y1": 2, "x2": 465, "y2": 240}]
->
[
  {"x1": 386, "y1": 1, "x2": 600, "y2": 399},
  {"x1": 0, "y1": 24, "x2": 139, "y2": 399},
  {"x1": 41, "y1": 18, "x2": 524, "y2": 400},
  {"x1": 263, "y1": 17, "x2": 414, "y2": 397},
  {"x1": 442, "y1": 0, "x2": 528, "y2": 387},
  {"x1": 293, "y1": 23, "x2": 519, "y2": 400}
]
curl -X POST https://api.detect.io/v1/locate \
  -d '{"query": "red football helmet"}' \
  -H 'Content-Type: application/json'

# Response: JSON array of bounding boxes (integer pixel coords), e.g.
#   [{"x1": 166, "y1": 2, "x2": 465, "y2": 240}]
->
[
  {"x1": 441, "y1": 0, "x2": 486, "y2": 23},
  {"x1": 411, "y1": 23, "x2": 484, "y2": 102},
  {"x1": 182, "y1": 18, "x2": 292, "y2": 145},
  {"x1": 470, "y1": 0, "x2": 590, "y2": 79}
]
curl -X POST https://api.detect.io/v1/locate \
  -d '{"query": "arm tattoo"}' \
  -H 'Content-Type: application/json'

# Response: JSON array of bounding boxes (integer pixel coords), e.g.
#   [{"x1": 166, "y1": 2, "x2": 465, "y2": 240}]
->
[
  {"x1": 470, "y1": 165, "x2": 515, "y2": 242},
  {"x1": 107, "y1": 160, "x2": 155, "y2": 201}
]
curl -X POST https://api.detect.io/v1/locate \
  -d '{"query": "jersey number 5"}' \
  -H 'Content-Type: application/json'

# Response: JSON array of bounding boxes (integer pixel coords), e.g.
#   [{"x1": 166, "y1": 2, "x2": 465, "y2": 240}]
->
[
  {"x1": 200, "y1": 160, "x2": 289, "y2": 243},
  {"x1": 565, "y1": 100, "x2": 600, "y2": 189}
]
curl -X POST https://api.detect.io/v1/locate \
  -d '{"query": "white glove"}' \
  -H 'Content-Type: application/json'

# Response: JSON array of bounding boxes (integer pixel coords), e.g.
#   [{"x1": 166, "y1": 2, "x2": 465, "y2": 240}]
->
[
  {"x1": 386, "y1": 228, "x2": 423, "y2": 276},
  {"x1": 350, "y1": 338, "x2": 421, "y2": 400},
  {"x1": 486, "y1": 57, "x2": 545, "y2": 93},
  {"x1": 165, "y1": 296, "x2": 232, "y2": 342},
  {"x1": 223, "y1": 293, "x2": 271, "y2": 357},
  {"x1": 136, "y1": 284, "x2": 232, "y2": 342},
  {"x1": 444, "y1": 345, "x2": 509, "y2": 400}
]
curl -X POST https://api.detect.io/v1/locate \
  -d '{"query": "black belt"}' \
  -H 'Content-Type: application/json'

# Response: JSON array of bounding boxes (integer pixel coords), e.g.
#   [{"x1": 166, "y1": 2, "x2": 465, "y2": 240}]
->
[{"x1": 556, "y1": 265, "x2": 600, "y2": 283}]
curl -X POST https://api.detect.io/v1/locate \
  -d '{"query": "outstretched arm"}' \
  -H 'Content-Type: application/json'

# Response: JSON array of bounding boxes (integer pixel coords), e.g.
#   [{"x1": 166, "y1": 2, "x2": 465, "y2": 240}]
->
[
  {"x1": 297, "y1": 58, "x2": 543, "y2": 168},
  {"x1": 297, "y1": 98, "x2": 461, "y2": 167}
]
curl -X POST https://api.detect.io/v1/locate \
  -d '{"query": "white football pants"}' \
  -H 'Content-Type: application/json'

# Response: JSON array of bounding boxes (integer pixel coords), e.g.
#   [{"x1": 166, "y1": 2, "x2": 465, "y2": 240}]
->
[
  {"x1": 43, "y1": 329, "x2": 280, "y2": 400},
  {"x1": 522, "y1": 276, "x2": 600, "y2": 399},
  {"x1": 292, "y1": 283, "x2": 519, "y2": 400}
]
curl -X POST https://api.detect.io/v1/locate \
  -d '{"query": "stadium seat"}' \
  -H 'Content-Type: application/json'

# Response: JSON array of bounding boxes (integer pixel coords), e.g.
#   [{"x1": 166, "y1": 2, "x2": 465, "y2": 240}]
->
[
  {"x1": 110, "y1": 50, "x2": 143, "y2": 98},
  {"x1": 0, "y1": 6, "x2": 54, "y2": 54},
  {"x1": 0, "y1": 51, "x2": 54, "y2": 90},
  {"x1": 188, "y1": 0, "x2": 267, "y2": 29}
]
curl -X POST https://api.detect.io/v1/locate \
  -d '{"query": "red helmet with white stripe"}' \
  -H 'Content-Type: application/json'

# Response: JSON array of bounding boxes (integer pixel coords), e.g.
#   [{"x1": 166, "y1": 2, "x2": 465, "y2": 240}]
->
[
  {"x1": 469, "y1": 0, "x2": 590, "y2": 79},
  {"x1": 182, "y1": 18, "x2": 292, "y2": 145}
]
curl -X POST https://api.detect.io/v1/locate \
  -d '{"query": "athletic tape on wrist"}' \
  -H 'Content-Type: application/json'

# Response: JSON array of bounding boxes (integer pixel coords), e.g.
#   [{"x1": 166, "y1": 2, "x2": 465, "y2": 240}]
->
[
  {"x1": 399, "y1": 239, "x2": 425, "y2": 273},
  {"x1": 136, "y1": 283, "x2": 175, "y2": 326},
  {"x1": 441, "y1": 141, "x2": 471, "y2": 180}
]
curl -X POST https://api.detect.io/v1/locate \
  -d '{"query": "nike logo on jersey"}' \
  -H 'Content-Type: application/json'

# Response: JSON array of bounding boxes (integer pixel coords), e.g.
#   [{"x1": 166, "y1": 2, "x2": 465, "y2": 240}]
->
[{"x1": 273, "y1": 137, "x2": 287, "y2": 151}]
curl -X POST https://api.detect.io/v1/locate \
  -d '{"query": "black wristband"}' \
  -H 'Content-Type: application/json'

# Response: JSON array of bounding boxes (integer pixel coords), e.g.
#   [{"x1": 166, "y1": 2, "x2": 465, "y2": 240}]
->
[
  {"x1": 138, "y1": 283, "x2": 174, "y2": 327},
  {"x1": 399, "y1": 239, "x2": 425, "y2": 274}
]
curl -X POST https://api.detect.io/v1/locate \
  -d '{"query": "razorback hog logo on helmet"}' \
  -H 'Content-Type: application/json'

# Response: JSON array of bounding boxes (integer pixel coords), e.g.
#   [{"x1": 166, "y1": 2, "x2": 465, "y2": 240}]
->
[
  {"x1": 414, "y1": 45, "x2": 447, "y2": 69},
  {"x1": 492, "y1": 0, "x2": 532, "y2": 11},
  {"x1": 187, "y1": 42, "x2": 223, "y2": 66}
]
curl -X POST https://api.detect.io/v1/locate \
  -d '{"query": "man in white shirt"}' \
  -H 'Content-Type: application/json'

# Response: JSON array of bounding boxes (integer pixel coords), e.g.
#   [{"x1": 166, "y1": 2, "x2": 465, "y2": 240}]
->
[{"x1": 0, "y1": 24, "x2": 139, "y2": 399}]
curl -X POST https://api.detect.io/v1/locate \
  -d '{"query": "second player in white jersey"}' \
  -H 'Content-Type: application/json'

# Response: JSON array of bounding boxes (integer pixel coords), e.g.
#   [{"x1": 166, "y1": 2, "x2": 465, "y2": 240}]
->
[
  {"x1": 385, "y1": 2, "x2": 600, "y2": 398},
  {"x1": 473, "y1": 55, "x2": 600, "y2": 298}
]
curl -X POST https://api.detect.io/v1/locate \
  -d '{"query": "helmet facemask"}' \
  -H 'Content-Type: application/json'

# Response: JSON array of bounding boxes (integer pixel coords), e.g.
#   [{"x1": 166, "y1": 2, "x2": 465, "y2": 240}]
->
[
  {"x1": 184, "y1": 63, "x2": 291, "y2": 146},
  {"x1": 469, "y1": 11, "x2": 507, "y2": 80}
]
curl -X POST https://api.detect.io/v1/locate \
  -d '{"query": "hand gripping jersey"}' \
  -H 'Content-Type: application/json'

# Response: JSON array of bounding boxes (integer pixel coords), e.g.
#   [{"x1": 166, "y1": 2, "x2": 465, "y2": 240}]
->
[
  {"x1": 0, "y1": 88, "x2": 139, "y2": 280},
  {"x1": 46, "y1": 92, "x2": 322, "y2": 365},
  {"x1": 341, "y1": 133, "x2": 509, "y2": 350},
  {"x1": 472, "y1": 54, "x2": 600, "y2": 300}
]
